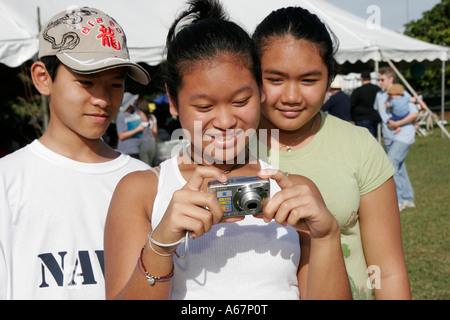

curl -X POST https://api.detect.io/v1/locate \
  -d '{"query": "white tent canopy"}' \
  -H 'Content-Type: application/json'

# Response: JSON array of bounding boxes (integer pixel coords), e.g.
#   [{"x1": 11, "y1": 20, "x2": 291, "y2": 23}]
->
[{"x1": 1, "y1": 0, "x2": 449, "y2": 68}]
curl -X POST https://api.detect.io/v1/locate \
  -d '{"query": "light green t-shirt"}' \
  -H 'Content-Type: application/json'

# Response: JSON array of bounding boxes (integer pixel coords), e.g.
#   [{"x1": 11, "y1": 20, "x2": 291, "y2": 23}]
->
[{"x1": 252, "y1": 112, "x2": 395, "y2": 300}]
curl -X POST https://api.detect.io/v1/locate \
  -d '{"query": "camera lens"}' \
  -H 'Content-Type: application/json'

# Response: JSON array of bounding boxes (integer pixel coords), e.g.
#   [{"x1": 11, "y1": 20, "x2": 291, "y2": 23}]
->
[
  {"x1": 247, "y1": 202, "x2": 258, "y2": 210},
  {"x1": 240, "y1": 191, "x2": 262, "y2": 214}
]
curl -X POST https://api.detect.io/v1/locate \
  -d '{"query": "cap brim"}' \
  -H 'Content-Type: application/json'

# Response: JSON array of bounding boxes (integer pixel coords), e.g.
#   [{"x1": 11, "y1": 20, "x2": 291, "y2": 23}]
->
[{"x1": 57, "y1": 52, "x2": 150, "y2": 85}]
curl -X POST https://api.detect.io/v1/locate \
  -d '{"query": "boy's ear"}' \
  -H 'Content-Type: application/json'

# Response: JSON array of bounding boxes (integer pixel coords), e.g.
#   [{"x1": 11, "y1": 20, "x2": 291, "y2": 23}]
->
[
  {"x1": 30, "y1": 61, "x2": 51, "y2": 96},
  {"x1": 165, "y1": 84, "x2": 178, "y2": 117}
]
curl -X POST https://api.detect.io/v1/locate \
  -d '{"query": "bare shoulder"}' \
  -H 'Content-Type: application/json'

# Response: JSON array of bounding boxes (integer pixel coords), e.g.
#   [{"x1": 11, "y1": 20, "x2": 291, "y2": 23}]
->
[
  {"x1": 115, "y1": 167, "x2": 159, "y2": 195},
  {"x1": 109, "y1": 167, "x2": 160, "y2": 221}
]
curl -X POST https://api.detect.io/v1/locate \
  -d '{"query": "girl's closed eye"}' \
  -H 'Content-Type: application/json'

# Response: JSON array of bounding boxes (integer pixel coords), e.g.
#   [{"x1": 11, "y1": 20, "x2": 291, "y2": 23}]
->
[
  {"x1": 301, "y1": 78, "x2": 319, "y2": 85},
  {"x1": 232, "y1": 97, "x2": 250, "y2": 106},
  {"x1": 193, "y1": 104, "x2": 213, "y2": 111}
]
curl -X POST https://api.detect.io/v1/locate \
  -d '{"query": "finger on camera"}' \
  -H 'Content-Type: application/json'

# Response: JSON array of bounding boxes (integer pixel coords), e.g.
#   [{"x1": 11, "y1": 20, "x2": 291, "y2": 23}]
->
[
  {"x1": 181, "y1": 205, "x2": 217, "y2": 237},
  {"x1": 219, "y1": 216, "x2": 245, "y2": 224},
  {"x1": 264, "y1": 184, "x2": 304, "y2": 215},
  {"x1": 258, "y1": 169, "x2": 294, "y2": 189},
  {"x1": 172, "y1": 190, "x2": 223, "y2": 224},
  {"x1": 184, "y1": 166, "x2": 227, "y2": 191},
  {"x1": 274, "y1": 200, "x2": 300, "y2": 226}
]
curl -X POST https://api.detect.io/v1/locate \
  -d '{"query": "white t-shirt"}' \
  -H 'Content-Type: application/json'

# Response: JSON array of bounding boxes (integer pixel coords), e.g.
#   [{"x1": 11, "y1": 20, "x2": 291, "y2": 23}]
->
[
  {"x1": 0, "y1": 140, "x2": 150, "y2": 300},
  {"x1": 152, "y1": 157, "x2": 301, "y2": 300}
]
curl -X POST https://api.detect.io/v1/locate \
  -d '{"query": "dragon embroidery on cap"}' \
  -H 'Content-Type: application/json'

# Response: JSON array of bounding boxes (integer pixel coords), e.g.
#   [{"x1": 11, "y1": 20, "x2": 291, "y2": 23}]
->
[{"x1": 42, "y1": 8, "x2": 97, "y2": 52}]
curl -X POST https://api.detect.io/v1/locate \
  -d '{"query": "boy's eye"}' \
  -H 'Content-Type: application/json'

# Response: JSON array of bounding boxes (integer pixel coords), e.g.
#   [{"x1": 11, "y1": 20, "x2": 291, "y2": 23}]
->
[
  {"x1": 266, "y1": 78, "x2": 282, "y2": 83},
  {"x1": 112, "y1": 83, "x2": 124, "y2": 88},
  {"x1": 79, "y1": 80, "x2": 93, "y2": 86}
]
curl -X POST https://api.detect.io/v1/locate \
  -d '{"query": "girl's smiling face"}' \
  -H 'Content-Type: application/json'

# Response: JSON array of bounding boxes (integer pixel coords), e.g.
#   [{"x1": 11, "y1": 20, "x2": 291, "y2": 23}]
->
[
  {"x1": 259, "y1": 36, "x2": 329, "y2": 133},
  {"x1": 168, "y1": 56, "x2": 264, "y2": 163}
]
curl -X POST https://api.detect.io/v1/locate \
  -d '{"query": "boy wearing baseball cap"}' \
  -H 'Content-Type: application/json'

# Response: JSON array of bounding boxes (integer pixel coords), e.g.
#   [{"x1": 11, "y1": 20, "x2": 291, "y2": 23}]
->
[{"x1": 0, "y1": 7, "x2": 150, "y2": 299}]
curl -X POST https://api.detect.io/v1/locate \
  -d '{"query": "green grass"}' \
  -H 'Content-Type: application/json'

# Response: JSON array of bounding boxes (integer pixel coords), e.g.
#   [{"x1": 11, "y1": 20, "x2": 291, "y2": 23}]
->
[{"x1": 399, "y1": 126, "x2": 450, "y2": 300}]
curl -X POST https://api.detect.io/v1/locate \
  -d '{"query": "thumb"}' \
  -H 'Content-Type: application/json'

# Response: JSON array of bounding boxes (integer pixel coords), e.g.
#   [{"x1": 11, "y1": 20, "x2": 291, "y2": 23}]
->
[{"x1": 258, "y1": 169, "x2": 293, "y2": 190}]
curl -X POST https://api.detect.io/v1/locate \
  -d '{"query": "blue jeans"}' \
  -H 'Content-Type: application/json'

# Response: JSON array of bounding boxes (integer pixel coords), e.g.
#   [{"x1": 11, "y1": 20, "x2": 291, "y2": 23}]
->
[
  {"x1": 356, "y1": 120, "x2": 379, "y2": 138},
  {"x1": 384, "y1": 139, "x2": 414, "y2": 203}
]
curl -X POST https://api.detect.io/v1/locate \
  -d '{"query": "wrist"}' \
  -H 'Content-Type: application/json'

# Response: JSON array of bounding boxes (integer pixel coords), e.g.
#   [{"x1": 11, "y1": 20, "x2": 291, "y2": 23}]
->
[
  {"x1": 148, "y1": 231, "x2": 192, "y2": 259},
  {"x1": 310, "y1": 219, "x2": 341, "y2": 242},
  {"x1": 139, "y1": 245, "x2": 174, "y2": 286}
]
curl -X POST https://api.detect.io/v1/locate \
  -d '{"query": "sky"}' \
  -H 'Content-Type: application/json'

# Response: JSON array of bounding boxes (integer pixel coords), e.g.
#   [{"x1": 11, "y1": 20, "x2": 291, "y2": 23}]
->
[{"x1": 326, "y1": 0, "x2": 441, "y2": 32}]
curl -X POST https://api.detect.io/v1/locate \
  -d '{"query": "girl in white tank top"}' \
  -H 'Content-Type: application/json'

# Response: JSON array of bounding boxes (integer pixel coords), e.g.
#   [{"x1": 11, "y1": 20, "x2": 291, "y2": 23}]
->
[{"x1": 104, "y1": 0, "x2": 351, "y2": 301}]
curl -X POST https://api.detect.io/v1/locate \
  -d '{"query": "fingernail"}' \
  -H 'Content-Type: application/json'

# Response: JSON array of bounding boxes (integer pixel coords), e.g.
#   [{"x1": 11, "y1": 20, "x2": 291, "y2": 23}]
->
[{"x1": 259, "y1": 168, "x2": 277, "y2": 176}]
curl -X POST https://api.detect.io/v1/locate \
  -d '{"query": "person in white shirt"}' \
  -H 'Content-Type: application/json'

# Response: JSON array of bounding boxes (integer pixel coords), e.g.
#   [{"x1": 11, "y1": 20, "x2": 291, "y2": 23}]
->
[
  {"x1": 374, "y1": 67, "x2": 418, "y2": 212},
  {"x1": 0, "y1": 7, "x2": 150, "y2": 300}
]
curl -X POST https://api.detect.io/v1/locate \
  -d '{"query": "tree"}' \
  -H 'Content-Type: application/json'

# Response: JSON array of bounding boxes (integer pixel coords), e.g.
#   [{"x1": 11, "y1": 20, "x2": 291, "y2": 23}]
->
[{"x1": 403, "y1": 0, "x2": 449, "y2": 97}]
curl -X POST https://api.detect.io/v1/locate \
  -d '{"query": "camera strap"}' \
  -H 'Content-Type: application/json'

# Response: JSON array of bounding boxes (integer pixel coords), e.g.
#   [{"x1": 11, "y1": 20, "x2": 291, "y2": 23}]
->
[{"x1": 187, "y1": 151, "x2": 250, "y2": 174}]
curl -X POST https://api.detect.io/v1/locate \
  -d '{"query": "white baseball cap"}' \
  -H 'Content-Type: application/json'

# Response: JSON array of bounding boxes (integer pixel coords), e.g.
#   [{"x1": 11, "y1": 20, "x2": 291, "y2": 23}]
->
[{"x1": 39, "y1": 7, "x2": 150, "y2": 85}]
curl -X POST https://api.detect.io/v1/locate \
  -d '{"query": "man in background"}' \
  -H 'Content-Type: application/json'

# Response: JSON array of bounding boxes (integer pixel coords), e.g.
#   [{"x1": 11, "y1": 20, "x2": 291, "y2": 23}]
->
[{"x1": 350, "y1": 70, "x2": 381, "y2": 137}]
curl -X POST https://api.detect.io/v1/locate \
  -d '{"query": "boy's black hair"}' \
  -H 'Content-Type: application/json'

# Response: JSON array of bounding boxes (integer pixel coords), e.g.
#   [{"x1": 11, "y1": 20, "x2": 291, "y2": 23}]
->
[
  {"x1": 39, "y1": 56, "x2": 61, "y2": 81},
  {"x1": 252, "y1": 6, "x2": 339, "y2": 85},
  {"x1": 163, "y1": 0, "x2": 261, "y2": 107}
]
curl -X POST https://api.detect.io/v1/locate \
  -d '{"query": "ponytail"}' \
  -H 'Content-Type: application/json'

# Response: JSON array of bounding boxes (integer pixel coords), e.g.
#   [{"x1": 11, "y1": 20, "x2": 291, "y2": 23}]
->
[{"x1": 163, "y1": 0, "x2": 260, "y2": 107}]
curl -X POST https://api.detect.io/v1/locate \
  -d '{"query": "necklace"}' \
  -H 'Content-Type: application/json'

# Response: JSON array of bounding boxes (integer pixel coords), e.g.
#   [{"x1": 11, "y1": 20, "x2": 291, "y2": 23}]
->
[
  {"x1": 188, "y1": 151, "x2": 250, "y2": 174},
  {"x1": 281, "y1": 115, "x2": 319, "y2": 152}
]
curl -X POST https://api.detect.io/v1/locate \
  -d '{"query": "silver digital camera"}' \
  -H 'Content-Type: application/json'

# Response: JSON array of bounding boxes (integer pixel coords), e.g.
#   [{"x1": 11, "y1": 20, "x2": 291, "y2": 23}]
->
[{"x1": 207, "y1": 176, "x2": 270, "y2": 217}]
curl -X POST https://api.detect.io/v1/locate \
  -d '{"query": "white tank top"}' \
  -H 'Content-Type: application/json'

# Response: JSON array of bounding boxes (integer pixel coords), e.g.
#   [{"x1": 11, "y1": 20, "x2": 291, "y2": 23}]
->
[{"x1": 152, "y1": 157, "x2": 300, "y2": 300}]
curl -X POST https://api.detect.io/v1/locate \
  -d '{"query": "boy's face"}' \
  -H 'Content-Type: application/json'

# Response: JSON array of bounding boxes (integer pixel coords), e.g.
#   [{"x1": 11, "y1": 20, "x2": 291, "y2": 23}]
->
[{"x1": 48, "y1": 64, "x2": 126, "y2": 140}]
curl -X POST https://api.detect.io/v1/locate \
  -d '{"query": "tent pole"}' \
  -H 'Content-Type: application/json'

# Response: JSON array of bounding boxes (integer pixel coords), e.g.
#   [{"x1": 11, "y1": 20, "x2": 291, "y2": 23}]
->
[
  {"x1": 37, "y1": 6, "x2": 48, "y2": 132},
  {"x1": 374, "y1": 60, "x2": 381, "y2": 143},
  {"x1": 381, "y1": 52, "x2": 450, "y2": 139},
  {"x1": 442, "y1": 60, "x2": 446, "y2": 138}
]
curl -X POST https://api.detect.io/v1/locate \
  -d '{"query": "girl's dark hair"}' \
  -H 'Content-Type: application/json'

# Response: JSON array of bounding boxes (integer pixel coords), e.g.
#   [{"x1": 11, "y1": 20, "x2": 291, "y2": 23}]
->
[
  {"x1": 163, "y1": 0, "x2": 261, "y2": 106},
  {"x1": 252, "y1": 6, "x2": 339, "y2": 85}
]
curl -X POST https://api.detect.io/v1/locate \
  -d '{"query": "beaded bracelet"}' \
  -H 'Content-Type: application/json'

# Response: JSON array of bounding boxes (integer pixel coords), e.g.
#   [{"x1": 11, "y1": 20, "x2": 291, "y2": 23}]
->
[{"x1": 137, "y1": 245, "x2": 174, "y2": 285}]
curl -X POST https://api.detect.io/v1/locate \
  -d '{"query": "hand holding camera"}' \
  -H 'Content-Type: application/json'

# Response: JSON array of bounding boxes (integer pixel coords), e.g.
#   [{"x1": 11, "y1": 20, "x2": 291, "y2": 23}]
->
[
  {"x1": 257, "y1": 169, "x2": 339, "y2": 240},
  {"x1": 149, "y1": 166, "x2": 244, "y2": 251}
]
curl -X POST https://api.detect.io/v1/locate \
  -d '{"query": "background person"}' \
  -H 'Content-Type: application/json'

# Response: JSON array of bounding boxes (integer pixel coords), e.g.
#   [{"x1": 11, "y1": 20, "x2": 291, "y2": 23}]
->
[
  {"x1": 116, "y1": 92, "x2": 145, "y2": 158},
  {"x1": 321, "y1": 78, "x2": 351, "y2": 121},
  {"x1": 350, "y1": 70, "x2": 381, "y2": 138},
  {"x1": 386, "y1": 84, "x2": 410, "y2": 134},
  {"x1": 374, "y1": 67, "x2": 417, "y2": 212},
  {"x1": 136, "y1": 96, "x2": 158, "y2": 166}
]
